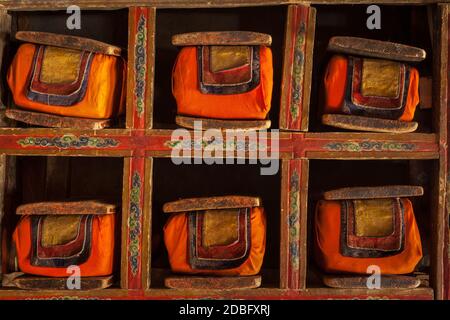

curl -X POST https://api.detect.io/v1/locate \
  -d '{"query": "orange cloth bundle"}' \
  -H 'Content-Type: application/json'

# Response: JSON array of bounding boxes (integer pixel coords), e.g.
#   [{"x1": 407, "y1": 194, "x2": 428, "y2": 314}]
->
[
  {"x1": 12, "y1": 201, "x2": 115, "y2": 277},
  {"x1": 314, "y1": 195, "x2": 423, "y2": 275},
  {"x1": 323, "y1": 55, "x2": 420, "y2": 122},
  {"x1": 172, "y1": 32, "x2": 273, "y2": 120},
  {"x1": 7, "y1": 33, "x2": 126, "y2": 119},
  {"x1": 163, "y1": 197, "x2": 266, "y2": 276}
]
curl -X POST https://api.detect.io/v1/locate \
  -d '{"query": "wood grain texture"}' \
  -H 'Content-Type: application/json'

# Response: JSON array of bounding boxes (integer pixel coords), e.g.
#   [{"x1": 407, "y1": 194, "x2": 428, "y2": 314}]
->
[
  {"x1": 15, "y1": 31, "x2": 122, "y2": 56},
  {"x1": 279, "y1": 5, "x2": 315, "y2": 131},
  {"x1": 16, "y1": 200, "x2": 117, "y2": 215},
  {"x1": 280, "y1": 159, "x2": 308, "y2": 289},
  {"x1": 0, "y1": 154, "x2": 5, "y2": 283},
  {"x1": 172, "y1": 31, "x2": 272, "y2": 46},
  {"x1": 4, "y1": 274, "x2": 113, "y2": 290},
  {"x1": 323, "y1": 275, "x2": 421, "y2": 289},
  {"x1": 322, "y1": 114, "x2": 419, "y2": 133},
  {"x1": 323, "y1": 185, "x2": 424, "y2": 200},
  {"x1": 327, "y1": 36, "x2": 426, "y2": 62},
  {"x1": 5, "y1": 109, "x2": 114, "y2": 129},
  {"x1": 163, "y1": 196, "x2": 261, "y2": 213},
  {"x1": 142, "y1": 157, "x2": 153, "y2": 289},
  {"x1": 176, "y1": 116, "x2": 271, "y2": 131},
  {"x1": 165, "y1": 275, "x2": 261, "y2": 289}
]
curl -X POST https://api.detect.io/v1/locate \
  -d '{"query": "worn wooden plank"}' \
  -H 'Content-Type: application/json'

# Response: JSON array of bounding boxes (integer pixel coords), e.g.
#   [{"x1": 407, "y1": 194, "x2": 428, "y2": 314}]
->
[
  {"x1": 3, "y1": 274, "x2": 113, "y2": 290},
  {"x1": 125, "y1": 157, "x2": 145, "y2": 289},
  {"x1": 15, "y1": 31, "x2": 122, "y2": 56},
  {"x1": 5, "y1": 109, "x2": 114, "y2": 129},
  {"x1": 323, "y1": 185, "x2": 424, "y2": 200},
  {"x1": 16, "y1": 200, "x2": 117, "y2": 215},
  {"x1": 0, "y1": 9, "x2": 11, "y2": 107},
  {"x1": 279, "y1": 5, "x2": 315, "y2": 131},
  {"x1": 120, "y1": 157, "x2": 131, "y2": 290},
  {"x1": 0, "y1": 154, "x2": 6, "y2": 283},
  {"x1": 127, "y1": 7, "x2": 153, "y2": 130},
  {"x1": 323, "y1": 275, "x2": 421, "y2": 289},
  {"x1": 163, "y1": 196, "x2": 261, "y2": 213},
  {"x1": 165, "y1": 275, "x2": 261, "y2": 290},
  {"x1": 328, "y1": 36, "x2": 426, "y2": 62},
  {"x1": 280, "y1": 159, "x2": 307, "y2": 289},
  {"x1": 176, "y1": 116, "x2": 271, "y2": 131},
  {"x1": 172, "y1": 31, "x2": 272, "y2": 46},
  {"x1": 322, "y1": 114, "x2": 419, "y2": 133},
  {"x1": 432, "y1": 4, "x2": 448, "y2": 301}
]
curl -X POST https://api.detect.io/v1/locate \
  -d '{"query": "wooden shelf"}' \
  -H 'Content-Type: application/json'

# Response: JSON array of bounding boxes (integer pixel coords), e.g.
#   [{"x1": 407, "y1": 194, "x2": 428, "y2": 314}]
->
[{"x1": 0, "y1": 1, "x2": 447, "y2": 301}]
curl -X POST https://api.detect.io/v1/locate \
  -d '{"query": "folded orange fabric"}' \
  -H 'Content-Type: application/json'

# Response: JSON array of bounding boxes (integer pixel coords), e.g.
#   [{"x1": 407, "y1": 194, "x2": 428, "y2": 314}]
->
[
  {"x1": 314, "y1": 198, "x2": 422, "y2": 274},
  {"x1": 172, "y1": 46, "x2": 273, "y2": 120},
  {"x1": 7, "y1": 43, "x2": 126, "y2": 119},
  {"x1": 323, "y1": 55, "x2": 419, "y2": 122},
  {"x1": 164, "y1": 207, "x2": 266, "y2": 276},
  {"x1": 13, "y1": 214, "x2": 115, "y2": 277}
]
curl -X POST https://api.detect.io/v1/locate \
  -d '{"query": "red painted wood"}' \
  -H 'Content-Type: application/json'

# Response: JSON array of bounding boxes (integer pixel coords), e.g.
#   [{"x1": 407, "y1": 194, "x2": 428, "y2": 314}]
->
[{"x1": 280, "y1": 5, "x2": 311, "y2": 131}]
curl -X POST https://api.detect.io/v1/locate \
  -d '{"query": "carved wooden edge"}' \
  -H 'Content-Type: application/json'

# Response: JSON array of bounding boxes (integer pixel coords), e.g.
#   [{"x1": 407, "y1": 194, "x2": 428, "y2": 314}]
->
[
  {"x1": 164, "y1": 275, "x2": 262, "y2": 289},
  {"x1": 172, "y1": 31, "x2": 272, "y2": 46},
  {"x1": 322, "y1": 114, "x2": 418, "y2": 133},
  {"x1": 176, "y1": 115, "x2": 271, "y2": 131},
  {"x1": 15, "y1": 31, "x2": 122, "y2": 56},
  {"x1": 323, "y1": 274, "x2": 421, "y2": 289},
  {"x1": 16, "y1": 200, "x2": 117, "y2": 215},
  {"x1": 3, "y1": 273, "x2": 114, "y2": 290},
  {"x1": 323, "y1": 185, "x2": 424, "y2": 200},
  {"x1": 327, "y1": 36, "x2": 426, "y2": 62},
  {"x1": 5, "y1": 109, "x2": 114, "y2": 129},
  {"x1": 163, "y1": 196, "x2": 261, "y2": 213}
]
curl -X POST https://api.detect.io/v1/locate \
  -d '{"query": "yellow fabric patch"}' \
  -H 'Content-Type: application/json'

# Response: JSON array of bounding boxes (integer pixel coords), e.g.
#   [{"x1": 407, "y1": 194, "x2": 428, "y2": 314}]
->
[
  {"x1": 41, "y1": 215, "x2": 82, "y2": 247},
  {"x1": 209, "y1": 46, "x2": 251, "y2": 72},
  {"x1": 361, "y1": 59, "x2": 401, "y2": 98},
  {"x1": 202, "y1": 209, "x2": 239, "y2": 247},
  {"x1": 354, "y1": 199, "x2": 394, "y2": 237},
  {"x1": 40, "y1": 46, "x2": 82, "y2": 84}
]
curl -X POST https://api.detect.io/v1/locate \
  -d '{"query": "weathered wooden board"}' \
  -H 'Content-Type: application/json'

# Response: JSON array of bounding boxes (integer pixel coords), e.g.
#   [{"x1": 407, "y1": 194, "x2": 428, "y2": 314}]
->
[
  {"x1": 323, "y1": 274, "x2": 421, "y2": 289},
  {"x1": 6, "y1": 109, "x2": 114, "y2": 129},
  {"x1": 419, "y1": 76, "x2": 432, "y2": 109},
  {"x1": 327, "y1": 36, "x2": 426, "y2": 62},
  {"x1": 172, "y1": 31, "x2": 272, "y2": 46},
  {"x1": 323, "y1": 185, "x2": 424, "y2": 200},
  {"x1": 15, "y1": 31, "x2": 122, "y2": 56},
  {"x1": 279, "y1": 5, "x2": 316, "y2": 131},
  {"x1": 165, "y1": 275, "x2": 261, "y2": 289},
  {"x1": 322, "y1": 114, "x2": 418, "y2": 133},
  {"x1": 3, "y1": 274, "x2": 114, "y2": 290},
  {"x1": 163, "y1": 196, "x2": 261, "y2": 213},
  {"x1": 16, "y1": 200, "x2": 117, "y2": 215},
  {"x1": 176, "y1": 116, "x2": 271, "y2": 131}
]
